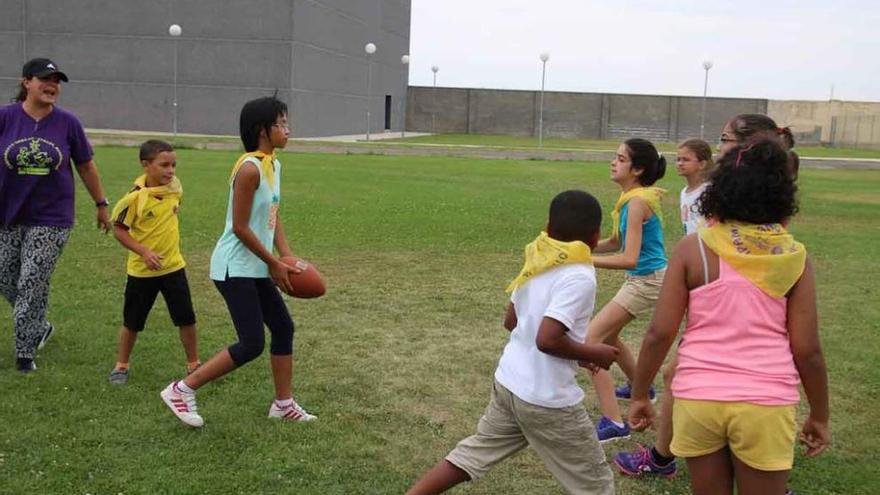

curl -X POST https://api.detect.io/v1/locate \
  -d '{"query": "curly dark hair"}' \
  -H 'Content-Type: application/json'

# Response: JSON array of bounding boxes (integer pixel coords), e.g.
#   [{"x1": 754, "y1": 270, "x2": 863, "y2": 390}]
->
[{"x1": 698, "y1": 140, "x2": 798, "y2": 224}]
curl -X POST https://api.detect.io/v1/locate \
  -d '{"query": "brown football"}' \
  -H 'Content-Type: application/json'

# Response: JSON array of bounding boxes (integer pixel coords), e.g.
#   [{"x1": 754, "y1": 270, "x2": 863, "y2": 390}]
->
[{"x1": 279, "y1": 256, "x2": 326, "y2": 298}]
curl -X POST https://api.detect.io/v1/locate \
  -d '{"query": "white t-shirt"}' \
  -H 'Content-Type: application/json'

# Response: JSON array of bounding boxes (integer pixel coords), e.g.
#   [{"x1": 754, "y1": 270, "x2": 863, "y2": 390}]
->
[
  {"x1": 680, "y1": 183, "x2": 708, "y2": 235},
  {"x1": 494, "y1": 264, "x2": 596, "y2": 408}
]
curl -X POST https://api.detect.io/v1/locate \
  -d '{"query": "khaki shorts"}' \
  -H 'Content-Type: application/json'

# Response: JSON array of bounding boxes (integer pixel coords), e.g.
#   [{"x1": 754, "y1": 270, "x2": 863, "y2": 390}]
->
[
  {"x1": 671, "y1": 399, "x2": 797, "y2": 471},
  {"x1": 611, "y1": 269, "x2": 666, "y2": 317},
  {"x1": 446, "y1": 381, "x2": 614, "y2": 495}
]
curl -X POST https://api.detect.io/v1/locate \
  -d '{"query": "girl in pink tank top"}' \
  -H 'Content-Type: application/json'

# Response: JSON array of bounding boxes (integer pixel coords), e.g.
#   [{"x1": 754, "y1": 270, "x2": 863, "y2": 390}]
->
[{"x1": 625, "y1": 140, "x2": 830, "y2": 495}]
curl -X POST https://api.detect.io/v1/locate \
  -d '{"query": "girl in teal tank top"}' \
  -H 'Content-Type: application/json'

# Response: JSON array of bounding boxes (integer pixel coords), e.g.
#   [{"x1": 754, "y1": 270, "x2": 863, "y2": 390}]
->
[
  {"x1": 584, "y1": 138, "x2": 668, "y2": 442},
  {"x1": 160, "y1": 96, "x2": 316, "y2": 428}
]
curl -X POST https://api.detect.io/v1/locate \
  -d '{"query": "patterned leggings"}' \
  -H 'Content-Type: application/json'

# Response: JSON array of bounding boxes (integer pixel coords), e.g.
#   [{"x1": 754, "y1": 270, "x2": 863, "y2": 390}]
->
[{"x1": 0, "y1": 226, "x2": 71, "y2": 359}]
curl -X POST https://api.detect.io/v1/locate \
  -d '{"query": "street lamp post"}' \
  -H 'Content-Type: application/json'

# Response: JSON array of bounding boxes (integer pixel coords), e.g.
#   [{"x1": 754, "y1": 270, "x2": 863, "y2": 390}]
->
[
  {"x1": 700, "y1": 60, "x2": 713, "y2": 139},
  {"x1": 169, "y1": 24, "x2": 182, "y2": 136},
  {"x1": 431, "y1": 65, "x2": 439, "y2": 133},
  {"x1": 538, "y1": 52, "x2": 550, "y2": 147},
  {"x1": 364, "y1": 42, "x2": 376, "y2": 141},
  {"x1": 400, "y1": 54, "x2": 410, "y2": 138}
]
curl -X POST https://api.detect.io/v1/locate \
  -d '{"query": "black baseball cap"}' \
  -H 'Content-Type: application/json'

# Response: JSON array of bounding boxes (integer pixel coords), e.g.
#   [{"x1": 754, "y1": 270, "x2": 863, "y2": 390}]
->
[{"x1": 22, "y1": 58, "x2": 69, "y2": 82}]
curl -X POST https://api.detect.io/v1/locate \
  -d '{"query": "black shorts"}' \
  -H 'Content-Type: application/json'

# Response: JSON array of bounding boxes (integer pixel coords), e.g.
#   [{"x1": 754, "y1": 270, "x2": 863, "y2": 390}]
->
[{"x1": 123, "y1": 268, "x2": 196, "y2": 332}]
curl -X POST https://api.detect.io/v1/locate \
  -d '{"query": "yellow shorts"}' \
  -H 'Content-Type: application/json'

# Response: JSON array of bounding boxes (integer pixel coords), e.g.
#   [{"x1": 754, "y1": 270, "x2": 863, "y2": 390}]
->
[{"x1": 670, "y1": 399, "x2": 797, "y2": 471}]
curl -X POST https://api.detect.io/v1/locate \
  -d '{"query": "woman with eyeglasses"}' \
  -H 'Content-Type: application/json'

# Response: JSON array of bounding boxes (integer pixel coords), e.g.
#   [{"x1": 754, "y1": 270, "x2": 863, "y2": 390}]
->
[
  {"x1": 719, "y1": 114, "x2": 799, "y2": 179},
  {"x1": 0, "y1": 58, "x2": 112, "y2": 372}
]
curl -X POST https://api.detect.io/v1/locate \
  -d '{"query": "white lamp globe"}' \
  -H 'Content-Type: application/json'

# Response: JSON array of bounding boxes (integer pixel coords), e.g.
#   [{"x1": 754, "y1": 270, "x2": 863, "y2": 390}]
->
[
  {"x1": 401, "y1": 54, "x2": 410, "y2": 64},
  {"x1": 365, "y1": 43, "x2": 376, "y2": 54},
  {"x1": 169, "y1": 24, "x2": 182, "y2": 37},
  {"x1": 540, "y1": 52, "x2": 550, "y2": 62}
]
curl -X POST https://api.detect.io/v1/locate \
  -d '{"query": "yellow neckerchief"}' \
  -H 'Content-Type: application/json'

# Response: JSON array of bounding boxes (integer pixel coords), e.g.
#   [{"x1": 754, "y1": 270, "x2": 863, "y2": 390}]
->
[
  {"x1": 111, "y1": 175, "x2": 182, "y2": 220},
  {"x1": 228, "y1": 151, "x2": 276, "y2": 190},
  {"x1": 506, "y1": 231, "x2": 593, "y2": 293},
  {"x1": 610, "y1": 186, "x2": 665, "y2": 240},
  {"x1": 699, "y1": 221, "x2": 806, "y2": 299}
]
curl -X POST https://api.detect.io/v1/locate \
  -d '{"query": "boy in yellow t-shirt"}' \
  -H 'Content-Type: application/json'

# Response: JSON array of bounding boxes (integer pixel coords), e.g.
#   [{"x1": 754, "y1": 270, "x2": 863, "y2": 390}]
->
[{"x1": 107, "y1": 140, "x2": 199, "y2": 384}]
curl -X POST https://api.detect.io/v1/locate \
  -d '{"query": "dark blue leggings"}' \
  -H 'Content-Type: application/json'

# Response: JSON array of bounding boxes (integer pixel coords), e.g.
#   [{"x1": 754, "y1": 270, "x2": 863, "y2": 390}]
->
[{"x1": 213, "y1": 277, "x2": 294, "y2": 367}]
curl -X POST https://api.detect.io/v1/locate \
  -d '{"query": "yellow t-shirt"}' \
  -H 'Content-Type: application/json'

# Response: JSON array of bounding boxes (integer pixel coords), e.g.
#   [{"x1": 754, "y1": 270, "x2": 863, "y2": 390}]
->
[{"x1": 113, "y1": 177, "x2": 186, "y2": 278}]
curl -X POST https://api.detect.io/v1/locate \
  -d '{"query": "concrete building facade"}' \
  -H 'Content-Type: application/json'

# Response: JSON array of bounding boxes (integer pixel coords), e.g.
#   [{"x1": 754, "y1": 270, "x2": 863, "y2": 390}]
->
[
  {"x1": 0, "y1": 0, "x2": 412, "y2": 137},
  {"x1": 407, "y1": 86, "x2": 768, "y2": 144}
]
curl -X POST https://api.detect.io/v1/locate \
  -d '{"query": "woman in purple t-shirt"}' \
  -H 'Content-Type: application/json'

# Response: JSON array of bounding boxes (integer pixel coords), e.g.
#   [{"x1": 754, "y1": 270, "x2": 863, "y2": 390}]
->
[{"x1": 0, "y1": 58, "x2": 112, "y2": 372}]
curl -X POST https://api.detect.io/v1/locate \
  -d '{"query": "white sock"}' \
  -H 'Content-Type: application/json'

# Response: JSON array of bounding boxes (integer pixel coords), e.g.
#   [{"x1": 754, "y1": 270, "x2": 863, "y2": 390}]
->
[
  {"x1": 612, "y1": 419, "x2": 626, "y2": 428},
  {"x1": 175, "y1": 381, "x2": 196, "y2": 395},
  {"x1": 275, "y1": 398, "x2": 293, "y2": 407}
]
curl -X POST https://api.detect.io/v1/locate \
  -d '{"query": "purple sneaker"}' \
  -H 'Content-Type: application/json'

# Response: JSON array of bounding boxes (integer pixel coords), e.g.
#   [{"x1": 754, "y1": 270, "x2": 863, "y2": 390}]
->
[
  {"x1": 596, "y1": 416, "x2": 630, "y2": 443},
  {"x1": 614, "y1": 383, "x2": 657, "y2": 403},
  {"x1": 614, "y1": 444, "x2": 677, "y2": 479}
]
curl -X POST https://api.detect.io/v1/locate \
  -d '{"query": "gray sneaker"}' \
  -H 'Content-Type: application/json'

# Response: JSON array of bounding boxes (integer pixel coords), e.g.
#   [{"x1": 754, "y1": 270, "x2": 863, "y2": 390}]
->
[{"x1": 108, "y1": 368, "x2": 129, "y2": 385}]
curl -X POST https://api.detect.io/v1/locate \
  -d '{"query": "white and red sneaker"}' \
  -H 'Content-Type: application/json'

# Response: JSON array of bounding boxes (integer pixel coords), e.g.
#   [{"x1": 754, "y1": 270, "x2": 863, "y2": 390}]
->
[
  {"x1": 160, "y1": 382, "x2": 204, "y2": 427},
  {"x1": 268, "y1": 399, "x2": 317, "y2": 422}
]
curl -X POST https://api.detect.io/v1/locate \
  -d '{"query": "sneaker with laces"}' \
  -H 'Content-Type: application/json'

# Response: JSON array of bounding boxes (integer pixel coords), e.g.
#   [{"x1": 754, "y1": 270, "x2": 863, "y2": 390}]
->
[
  {"x1": 614, "y1": 383, "x2": 657, "y2": 403},
  {"x1": 614, "y1": 444, "x2": 677, "y2": 478},
  {"x1": 268, "y1": 400, "x2": 317, "y2": 422},
  {"x1": 108, "y1": 368, "x2": 129, "y2": 385},
  {"x1": 596, "y1": 416, "x2": 630, "y2": 443},
  {"x1": 160, "y1": 382, "x2": 204, "y2": 427},
  {"x1": 38, "y1": 323, "x2": 54, "y2": 350}
]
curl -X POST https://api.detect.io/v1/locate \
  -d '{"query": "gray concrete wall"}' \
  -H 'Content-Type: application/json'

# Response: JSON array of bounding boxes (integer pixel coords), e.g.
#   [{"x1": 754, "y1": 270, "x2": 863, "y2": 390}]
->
[
  {"x1": 0, "y1": 0, "x2": 411, "y2": 137},
  {"x1": 407, "y1": 86, "x2": 768, "y2": 143}
]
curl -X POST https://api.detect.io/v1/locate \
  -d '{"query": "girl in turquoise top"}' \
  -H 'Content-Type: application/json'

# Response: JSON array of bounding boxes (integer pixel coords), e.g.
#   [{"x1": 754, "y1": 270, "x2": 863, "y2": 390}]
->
[
  {"x1": 161, "y1": 96, "x2": 315, "y2": 427},
  {"x1": 587, "y1": 138, "x2": 668, "y2": 442}
]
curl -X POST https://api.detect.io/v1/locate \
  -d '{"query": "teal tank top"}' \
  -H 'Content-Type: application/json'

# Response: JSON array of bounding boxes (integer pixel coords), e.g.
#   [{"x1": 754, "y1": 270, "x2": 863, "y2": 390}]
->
[
  {"x1": 210, "y1": 157, "x2": 281, "y2": 280},
  {"x1": 620, "y1": 201, "x2": 667, "y2": 276}
]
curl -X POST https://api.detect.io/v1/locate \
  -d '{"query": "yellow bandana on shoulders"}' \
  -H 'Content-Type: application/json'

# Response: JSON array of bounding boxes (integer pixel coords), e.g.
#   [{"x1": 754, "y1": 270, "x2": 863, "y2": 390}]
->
[
  {"x1": 699, "y1": 222, "x2": 806, "y2": 298},
  {"x1": 111, "y1": 175, "x2": 183, "y2": 220},
  {"x1": 228, "y1": 151, "x2": 276, "y2": 190},
  {"x1": 506, "y1": 231, "x2": 593, "y2": 293},
  {"x1": 610, "y1": 186, "x2": 665, "y2": 240}
]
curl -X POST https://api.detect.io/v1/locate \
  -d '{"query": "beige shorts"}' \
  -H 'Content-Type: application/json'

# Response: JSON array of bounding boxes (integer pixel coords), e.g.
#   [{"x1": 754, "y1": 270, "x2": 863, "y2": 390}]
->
[
  {"x1": 445, "y1": 381, "x2": 614, "y2": 495},
  {"x1": 611, "y1": 269, "x2": 666, "y2": 317}
]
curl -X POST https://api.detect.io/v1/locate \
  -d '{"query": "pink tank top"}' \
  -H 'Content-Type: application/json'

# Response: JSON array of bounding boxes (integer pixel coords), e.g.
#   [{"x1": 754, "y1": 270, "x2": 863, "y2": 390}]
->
[{"x1": 671, "y1": 248, "x2": 800, "y2": 405}]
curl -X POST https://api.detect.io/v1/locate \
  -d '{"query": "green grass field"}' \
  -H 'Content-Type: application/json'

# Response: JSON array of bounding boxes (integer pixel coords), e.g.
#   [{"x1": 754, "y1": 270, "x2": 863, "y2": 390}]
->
[
  {"x1": 383, "y1": 133, "x2": 880, "y2": 159},
  {"x1": 0, "y1": 147, "x2": 877, "y2": 494}
]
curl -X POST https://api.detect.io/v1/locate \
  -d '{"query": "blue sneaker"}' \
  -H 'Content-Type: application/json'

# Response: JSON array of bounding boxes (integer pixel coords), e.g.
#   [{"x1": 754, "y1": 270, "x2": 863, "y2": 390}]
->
[
  {"x1": 613, "y1": 443, "x2": 677, "y2": 478},
  {"x1": 596, "y1": 416, "x2": 630, "y2": 443},
  {"x1": 614, "y1": 383, "x2": 657, "y2": 403}
]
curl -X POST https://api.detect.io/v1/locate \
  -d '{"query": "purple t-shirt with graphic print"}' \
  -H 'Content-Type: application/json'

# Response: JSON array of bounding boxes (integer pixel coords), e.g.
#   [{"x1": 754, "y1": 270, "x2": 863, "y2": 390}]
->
[{"x1": 0, "y1": 102, "x2": 93, "y2": 228}]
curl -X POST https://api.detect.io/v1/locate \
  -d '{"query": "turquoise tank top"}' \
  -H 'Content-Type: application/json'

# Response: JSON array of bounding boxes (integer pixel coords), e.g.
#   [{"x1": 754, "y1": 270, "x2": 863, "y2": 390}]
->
[
  {"x1": 210, "y1": 156, "x2": 281, "y2": 280},
  {"x1": 620, "y1": 201, "x2": 667, "y2": 276}
]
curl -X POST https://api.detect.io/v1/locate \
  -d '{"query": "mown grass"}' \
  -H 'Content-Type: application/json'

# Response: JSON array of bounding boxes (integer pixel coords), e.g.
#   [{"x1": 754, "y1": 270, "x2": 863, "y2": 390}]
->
[
  {"x1": 384, "y1": 133, "x2": 880, "y2": 159},
  {"x1": 0, "y1": 147, "x2": 876, "y2": 494}
]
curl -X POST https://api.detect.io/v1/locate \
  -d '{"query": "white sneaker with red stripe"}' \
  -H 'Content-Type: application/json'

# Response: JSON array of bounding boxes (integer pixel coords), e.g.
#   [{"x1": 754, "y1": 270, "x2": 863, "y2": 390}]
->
[
  {"x1": 160, "y1": 382, "x2": 204, "y2": 427},
  {"x1": 268, "y1": 399, "x2": 316, "y2": 422}
]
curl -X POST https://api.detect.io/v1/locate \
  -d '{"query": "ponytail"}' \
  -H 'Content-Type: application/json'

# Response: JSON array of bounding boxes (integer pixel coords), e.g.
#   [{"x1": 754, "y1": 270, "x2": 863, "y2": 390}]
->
[
  {"x1": 624, "y1": 138, "x2": 666, "y2": 186},
  {"x1": 12, "y1": 80, "x2": 27, "y2": 103},
  {"x1": 778, "y1": 126, "x2": 795, "y2": 150}
]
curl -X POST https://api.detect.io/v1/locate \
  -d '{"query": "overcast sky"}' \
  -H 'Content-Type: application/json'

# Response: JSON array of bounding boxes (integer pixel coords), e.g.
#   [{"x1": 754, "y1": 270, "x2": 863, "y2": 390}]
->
[{"x1": 408, "y1": 1, "x2": 880, "y2": 102}]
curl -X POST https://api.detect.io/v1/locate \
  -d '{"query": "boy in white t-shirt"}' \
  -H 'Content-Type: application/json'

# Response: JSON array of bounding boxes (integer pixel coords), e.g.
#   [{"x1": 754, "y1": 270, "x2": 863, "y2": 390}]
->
[{"x1": 406, "y1": 190, "x2": 617, "y2": 495}]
